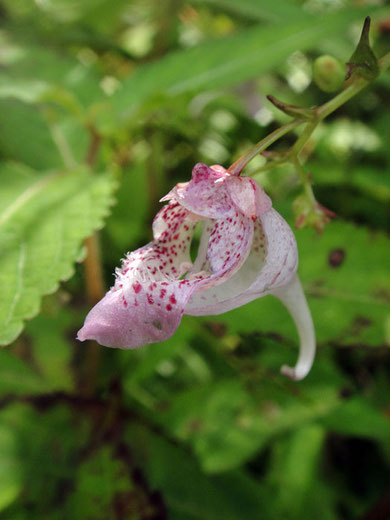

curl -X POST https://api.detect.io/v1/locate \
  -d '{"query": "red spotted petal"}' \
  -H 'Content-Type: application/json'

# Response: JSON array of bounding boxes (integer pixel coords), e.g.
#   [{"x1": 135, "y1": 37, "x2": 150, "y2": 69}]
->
[
  {"x1": 77, "y1": 200, "x2": 253, "y2": 348},
  {"x1": 185, "y1": 209, "x2": 297, "y2": 315},
  {"x1": 226, "y1": 176, "x2": 272, "y2": 219}
]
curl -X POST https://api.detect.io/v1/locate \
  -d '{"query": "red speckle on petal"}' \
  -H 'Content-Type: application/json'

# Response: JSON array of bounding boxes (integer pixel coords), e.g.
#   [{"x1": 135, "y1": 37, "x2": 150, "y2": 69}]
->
[
  {"x1": 169, "y1": 294, "x2": 177, "y2": 305},
  {"x1": 166, "y1": 304, "x2": 173, "y2": 311},
  {"x1": 147, "y1": 294, "x2": 154, "y2": 304},
  {"x1": 132, "y1": 282, "x2": 142, "y2": 294}
]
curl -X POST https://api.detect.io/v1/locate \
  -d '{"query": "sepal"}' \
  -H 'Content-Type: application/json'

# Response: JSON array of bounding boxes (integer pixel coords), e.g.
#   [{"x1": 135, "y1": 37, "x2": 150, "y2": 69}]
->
[
  {"x1": 266, "y1": 95, "x2": 315, "y2": 120},
  {"x1": 346, "y1": 16, "x2": 379, "y2": 81}
]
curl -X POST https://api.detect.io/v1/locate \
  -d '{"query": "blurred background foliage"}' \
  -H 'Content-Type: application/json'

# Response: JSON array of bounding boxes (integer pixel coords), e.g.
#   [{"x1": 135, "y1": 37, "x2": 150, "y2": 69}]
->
[{"x1": 0, "y1": 0, "x2": 389, "y2": 518}]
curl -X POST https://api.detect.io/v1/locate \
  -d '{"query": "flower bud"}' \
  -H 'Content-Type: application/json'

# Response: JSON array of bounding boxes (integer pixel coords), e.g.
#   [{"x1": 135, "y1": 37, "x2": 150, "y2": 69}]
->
[
  {"x1": 313, "y1": 55, "x2": 345, "y2": 93},
  {"x1": 293, "y1": 193, "x2": 336, "y2": 233}
]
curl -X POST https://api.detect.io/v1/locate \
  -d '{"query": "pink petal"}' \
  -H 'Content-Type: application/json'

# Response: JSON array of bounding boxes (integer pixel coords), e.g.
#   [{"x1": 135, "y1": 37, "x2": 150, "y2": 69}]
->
[
  {"x1": 78, "y1": 202, "x2": 197, "y2": 348},
  {"x1": 78, "y1": 201, "x2": 254, "y2": 348},
  {"x1": 167, "y1": 163, "x2": 235, "y2": 219},
  {"x1": 226, "y1": 176, "x2": 272, "y2": 219},
  {"x1": 185, "y1": 209, "x2": 297, "y2": 315},
  {"x1": 274, "y1": 274, "x2": 316, "y2": 381}
]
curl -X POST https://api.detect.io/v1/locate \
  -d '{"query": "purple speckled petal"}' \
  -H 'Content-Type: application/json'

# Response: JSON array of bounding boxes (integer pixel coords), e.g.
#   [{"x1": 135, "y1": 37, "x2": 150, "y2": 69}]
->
[
  {"x1": 77, "y1": 202, "x2": 198, "y2": 348},
  {"x1": 165, "y1": 163, "x2": 235, "y2": 219},
  {"x1": 78, "y1": 162, "x2": 315, "y2": 379},
  {"x1": 185, "y1": 208, "x2": 297, "y2": 314},
  {"x1": 226, "y1": 176, "x2": 272, "y2": 219},
  {"x1": 77, "y1": 199, "x2": 253, "y2": 348}
]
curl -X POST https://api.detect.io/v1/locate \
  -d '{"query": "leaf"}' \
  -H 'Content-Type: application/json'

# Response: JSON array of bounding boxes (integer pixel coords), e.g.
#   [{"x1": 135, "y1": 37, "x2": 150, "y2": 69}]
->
[
  {"x1": 0, "y1": 349, "x2": 47, "y2": 394},
  {"x1": 269, "y1": 425, "x2": 326, "y2": 519},
  {"x1": 0, "y1": 423, "x2": 22, "y2": 511},
  {"x1": 0, "y1": 99, "x2": 88, "y2": 170},
  {"x1": 265, "y1": 425, "x2": 339, "y2": 520},
  {"x1": 26, "y1": 308, "x2": 75, "y2": 392},
  {"x1": 192, "y1": 0, "x2": 310, "y2": 23},
  {"x1": 155, "y1": 379, "x2": 339, "y2": 473},
  {"x1": 126, "y1": 423, "x2": 268, "y2": 520},
  {"x1": 104, "y1": 162, "x2": 149, "y2": 257},
  {"x1": 0, "y1": 162, "x2": 116, "y2": 345},
  {"x1": 320, "y1": 397, "x2": 390, "y2": 445},
  {"x1": 109, "y1": 7, "x2": 381, "y2": 126},
  {"x1": 65, "y1": 446, "x2": 135, "y2": 520},
  {"x1": 124, "y1": 325, "x2": 193, "y2": 385}
]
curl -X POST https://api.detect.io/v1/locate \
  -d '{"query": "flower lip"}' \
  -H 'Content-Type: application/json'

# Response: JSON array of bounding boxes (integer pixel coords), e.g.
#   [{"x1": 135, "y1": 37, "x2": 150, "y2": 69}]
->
[{"x1": 77, "y1": 162, "x2": 316, "y2": 380}]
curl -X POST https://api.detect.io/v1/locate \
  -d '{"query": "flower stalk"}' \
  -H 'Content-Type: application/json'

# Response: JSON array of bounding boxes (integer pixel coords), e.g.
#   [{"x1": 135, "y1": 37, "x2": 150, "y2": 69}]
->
[
  {"x1": 226, "y1": 17, "x2": 390, "y2": 227},
  {"x1": 83, "y1": 126, "x2": 104, "y2": 397}
]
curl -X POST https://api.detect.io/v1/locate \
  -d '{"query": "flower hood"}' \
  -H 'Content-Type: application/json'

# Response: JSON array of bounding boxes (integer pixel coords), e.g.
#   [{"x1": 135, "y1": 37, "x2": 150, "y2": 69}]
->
[{"x1": 77, "y1": 163, "x2": 315, "y2": 380}]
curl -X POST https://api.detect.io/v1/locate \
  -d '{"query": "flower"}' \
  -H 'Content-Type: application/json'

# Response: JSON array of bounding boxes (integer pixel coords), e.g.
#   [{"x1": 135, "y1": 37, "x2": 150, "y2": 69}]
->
[{"x1": 77, "y1": 163, "x2": 315, "y2": 380}]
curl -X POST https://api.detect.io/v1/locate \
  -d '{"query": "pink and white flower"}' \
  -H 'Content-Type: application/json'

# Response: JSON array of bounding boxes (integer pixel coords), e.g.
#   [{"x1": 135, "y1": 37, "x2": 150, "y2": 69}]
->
[{"x1": 77, "y1": 163, "x2": 315, "y2": 380}]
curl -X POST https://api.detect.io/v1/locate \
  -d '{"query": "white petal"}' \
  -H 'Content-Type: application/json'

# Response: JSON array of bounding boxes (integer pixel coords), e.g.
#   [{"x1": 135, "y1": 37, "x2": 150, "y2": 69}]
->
[{"x1": 272, "y1": 274, "x2": 316, "y2": 381}]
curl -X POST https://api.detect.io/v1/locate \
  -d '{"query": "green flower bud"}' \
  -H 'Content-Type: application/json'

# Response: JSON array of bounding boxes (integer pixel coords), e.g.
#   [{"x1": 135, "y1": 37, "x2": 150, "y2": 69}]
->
[
  {"x1": 293, "y1": 193, "x2": 336, "y2": 233},
  {"x1": 313, "y1": 55, "x2": 346, "y2": 93}
]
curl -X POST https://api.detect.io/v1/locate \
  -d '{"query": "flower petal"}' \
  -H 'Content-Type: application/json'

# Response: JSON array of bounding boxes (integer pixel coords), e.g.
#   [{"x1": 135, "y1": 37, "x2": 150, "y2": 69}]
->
[
  {"x1": 273, "y1": 274, "x2": 316, "y2": 381},
  {"x1": 77, "y1": 202, "x2": 198, "y2": 348},
  {"x1": 185, "y1": 209, "x2": 297, "y2": 314},
  {"x1": 226, "y1": 176, "x2": 272, "y2": 219},
  {"x1": 166, "y1": 163, "x2": 235, "y2": 219},
  {"x1": 77, "y1": 201, "x2": 254, "y2": 348}
]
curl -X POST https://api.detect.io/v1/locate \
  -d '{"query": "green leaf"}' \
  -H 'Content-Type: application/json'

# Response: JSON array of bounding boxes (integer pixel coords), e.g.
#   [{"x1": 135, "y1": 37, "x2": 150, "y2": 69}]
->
[
  {"x1": 65, "y1": 446, "x2": 135, "y2": 520},
  {"x1": 25, "y1": 308, "x2": 75, "y2": 392},
  {"x1": 0, "y1": 349, "x2": 47, "y2": 394},
  {"x1": 156, "y1": 379, "x2": 339, "y2": 473},
  {"x1": 0, "y1": 423, "x2": 22, "y2": 511},
  {"x1": 269, "y1": 425, "x2": 326, "y2": 518},
  {"x1": 0, "y1": 162, "x2": 116, "y2": 345},
  {"x1": 0, "y1": 99, "x2": 88, "y2": 170},
  {"x1": 109, "y1": 8, "x2": 378, "y2": 127},
  {"x1": 126, "y1": 424, "x2": 268, "y2": 520},
  {"x1": 320, "y1": 397, "x2": 390, "y2": 445},
  {"x1": 191, "y1": 0, "x2": 310, "y2": 23}
]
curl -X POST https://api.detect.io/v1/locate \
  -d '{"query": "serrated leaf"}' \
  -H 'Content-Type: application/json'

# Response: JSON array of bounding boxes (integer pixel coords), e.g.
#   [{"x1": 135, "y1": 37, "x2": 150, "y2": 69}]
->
[{"x1": 0, "y1": 162, "x2": 116, "y2": 345}]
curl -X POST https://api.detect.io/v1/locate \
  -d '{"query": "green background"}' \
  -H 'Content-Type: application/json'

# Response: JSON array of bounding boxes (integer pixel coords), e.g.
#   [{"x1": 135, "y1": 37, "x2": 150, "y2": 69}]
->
[{"x1": 0, "y1": 0, "x2": 389, "y2": 518}]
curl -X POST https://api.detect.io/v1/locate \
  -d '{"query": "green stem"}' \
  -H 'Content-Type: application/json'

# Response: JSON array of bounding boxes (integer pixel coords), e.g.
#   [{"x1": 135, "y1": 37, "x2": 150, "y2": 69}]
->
[
  {"x1": 232, "y1": 51, "x2": 390, "y2": 178},
  {"x1": 293, "y1": 52, "x2": 390, "y2": 159},
  {"x1": 292, "y1": 156, "x2": 315, "y2": 202},
  {"x1": 83, "y1": 127, "x2": 104, "y2": 398},
  {"x1": 228, "y1": 119, "x2": 303, "y2": 176}
]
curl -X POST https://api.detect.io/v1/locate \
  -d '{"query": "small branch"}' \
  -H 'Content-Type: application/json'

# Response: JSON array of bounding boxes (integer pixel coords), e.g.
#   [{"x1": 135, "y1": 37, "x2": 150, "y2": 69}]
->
[
  {"x1": 232, "y1": 50, "x2": 390, "y2": 178},
  {"x1": 228, "y1": 119, "x2": 303, "y2": 176},
  {"x1": 85, "y1": 126, "x2": 102, "y2": 167},
  {"x1": 292, "y1": 156, "x2": 315, "y2": 202},
  {"x1": 82, "y1": 127, "x2": 104, "y2": 397}
]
